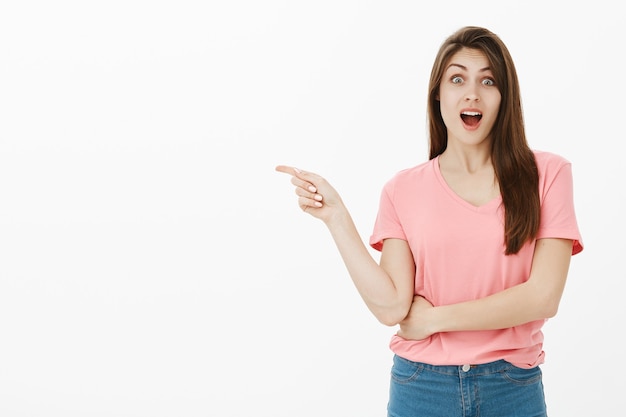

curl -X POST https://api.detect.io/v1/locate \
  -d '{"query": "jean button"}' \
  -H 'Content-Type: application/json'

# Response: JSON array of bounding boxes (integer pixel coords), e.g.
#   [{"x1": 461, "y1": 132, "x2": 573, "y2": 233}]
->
[{"x1": 462, "y1": 364, "x2": 471, "y2": 372}]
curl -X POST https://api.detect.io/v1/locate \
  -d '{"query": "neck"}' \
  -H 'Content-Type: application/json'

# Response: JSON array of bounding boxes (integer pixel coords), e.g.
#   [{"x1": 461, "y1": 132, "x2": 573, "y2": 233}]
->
[{"x1": 439, "y1": 147, "x2": 492, "y2": 175}]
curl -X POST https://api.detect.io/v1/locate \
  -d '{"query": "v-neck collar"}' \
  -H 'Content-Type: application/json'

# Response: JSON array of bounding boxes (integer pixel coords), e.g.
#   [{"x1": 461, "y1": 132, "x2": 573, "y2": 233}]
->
[{"x1": 433, "y1": 155, "x2": 502, "y2": 212}]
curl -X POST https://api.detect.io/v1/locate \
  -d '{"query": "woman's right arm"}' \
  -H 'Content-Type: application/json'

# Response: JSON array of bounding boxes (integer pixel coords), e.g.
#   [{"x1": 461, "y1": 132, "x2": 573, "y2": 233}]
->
[{"x1": 276, "y1": 165, "x2": 415, "y2": 325}]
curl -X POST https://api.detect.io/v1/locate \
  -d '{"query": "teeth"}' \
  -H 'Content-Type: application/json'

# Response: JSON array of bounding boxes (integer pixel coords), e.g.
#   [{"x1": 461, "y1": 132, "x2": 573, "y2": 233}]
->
[{"x1": 461, "y1": 111, "x2": 481, "y2": 116}]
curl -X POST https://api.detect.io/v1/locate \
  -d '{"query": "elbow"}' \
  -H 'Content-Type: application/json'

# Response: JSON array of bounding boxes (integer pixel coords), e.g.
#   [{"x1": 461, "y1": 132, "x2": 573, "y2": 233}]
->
[
  {"x1": 375, "y1": 308, "x2": 408, "y2": 327},
  {"x1": 367, "y1": 295, "x2": 413, "y2": 326},
  {"x1": 536, "y1": 295, "x2": 561, "y2": 319},
  {"x1": 377, "y1": 315, "x2": 399, "y2": 327},
  {"x1": 526, "y1": 280, "x2": 564, "y2": 320},
  {"x1": 542, "y1": 302, "x2": 559, "y2": 319}
]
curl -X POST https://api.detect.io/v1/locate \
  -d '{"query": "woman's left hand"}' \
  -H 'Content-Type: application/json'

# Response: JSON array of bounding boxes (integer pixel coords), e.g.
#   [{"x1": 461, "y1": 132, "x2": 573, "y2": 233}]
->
[{"x1": 396, "y1": 295, "x2": 436, "y2": 340}]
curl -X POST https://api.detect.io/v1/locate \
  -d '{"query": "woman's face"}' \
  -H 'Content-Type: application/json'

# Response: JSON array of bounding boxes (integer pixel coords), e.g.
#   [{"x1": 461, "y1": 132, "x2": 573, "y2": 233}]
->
[{"x1": 438, "y1": 47, "x2": 501, "y2": 149}]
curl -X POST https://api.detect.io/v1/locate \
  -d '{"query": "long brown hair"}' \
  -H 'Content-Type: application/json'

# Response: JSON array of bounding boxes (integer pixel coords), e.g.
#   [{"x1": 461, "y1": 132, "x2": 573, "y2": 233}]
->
[{"x1": 427, "y1": 26, "x2": 539, "y2": 255}]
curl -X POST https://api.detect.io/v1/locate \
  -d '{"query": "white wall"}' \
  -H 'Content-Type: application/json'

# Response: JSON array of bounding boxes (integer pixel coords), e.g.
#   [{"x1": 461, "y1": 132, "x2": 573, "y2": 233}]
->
[{"x1": 0, "y1": 1, "x2": 621, "y2": 416}]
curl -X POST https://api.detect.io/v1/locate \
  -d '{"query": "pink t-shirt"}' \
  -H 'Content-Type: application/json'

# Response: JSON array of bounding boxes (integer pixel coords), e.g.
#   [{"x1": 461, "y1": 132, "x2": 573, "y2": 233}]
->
[{"x1": 369, "y1": 150, "x2": 583, "y2": 368}]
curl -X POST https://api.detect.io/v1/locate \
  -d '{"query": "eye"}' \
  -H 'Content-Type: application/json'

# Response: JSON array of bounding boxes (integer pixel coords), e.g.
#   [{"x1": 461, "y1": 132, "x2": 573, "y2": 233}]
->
[
  {"x1": 482, "y1": 78, "x2": 495, "y2": 86},
  {"x1": 451, "y1": 76, "x2": 463, "y2": 84}
]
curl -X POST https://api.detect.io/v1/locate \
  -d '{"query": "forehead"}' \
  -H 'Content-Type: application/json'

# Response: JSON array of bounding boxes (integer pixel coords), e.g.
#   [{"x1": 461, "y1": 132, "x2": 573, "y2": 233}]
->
[{"x1": 445, "y1": 48, "x2": 491, "y2": 72}]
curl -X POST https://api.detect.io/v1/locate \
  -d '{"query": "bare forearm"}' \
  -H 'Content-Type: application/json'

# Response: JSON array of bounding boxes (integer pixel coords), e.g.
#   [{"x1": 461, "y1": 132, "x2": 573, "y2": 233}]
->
[{"x1": 430, "y1": 280, "x2": 558, "y2": 333}]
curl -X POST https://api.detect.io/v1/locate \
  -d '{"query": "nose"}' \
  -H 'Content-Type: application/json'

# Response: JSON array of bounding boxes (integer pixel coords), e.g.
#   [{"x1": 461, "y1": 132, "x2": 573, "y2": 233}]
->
[{"x1": 464, "y1": 85, "x2": 480, "y2": 102}]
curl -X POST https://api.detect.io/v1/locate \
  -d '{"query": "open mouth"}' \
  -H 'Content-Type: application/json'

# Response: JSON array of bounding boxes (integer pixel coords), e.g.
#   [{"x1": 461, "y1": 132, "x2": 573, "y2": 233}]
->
[{"x1": 460, "y1": 111, "x2": 482, "y2": 127}]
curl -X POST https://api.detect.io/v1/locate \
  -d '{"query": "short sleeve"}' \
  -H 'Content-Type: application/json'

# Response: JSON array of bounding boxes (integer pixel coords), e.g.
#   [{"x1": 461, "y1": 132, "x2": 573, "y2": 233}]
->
[
  {"x1": 537, "y1": 159, "x2": 583, "y2": 255},
  {"x1": 369, "y1": 179, "x2": 407, "y2": 252}
]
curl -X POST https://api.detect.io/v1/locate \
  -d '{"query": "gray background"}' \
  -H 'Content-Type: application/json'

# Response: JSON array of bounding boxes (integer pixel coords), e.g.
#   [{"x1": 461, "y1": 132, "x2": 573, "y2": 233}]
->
[{"x1": 0, "y1": 1, "x2": 621, "y2": 416}]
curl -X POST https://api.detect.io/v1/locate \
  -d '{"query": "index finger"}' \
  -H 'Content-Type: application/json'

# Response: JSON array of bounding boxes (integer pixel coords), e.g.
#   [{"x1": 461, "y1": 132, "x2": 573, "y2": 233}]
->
[{"x1": 275, "y1": 165, "x2": 301, "y2": 176}]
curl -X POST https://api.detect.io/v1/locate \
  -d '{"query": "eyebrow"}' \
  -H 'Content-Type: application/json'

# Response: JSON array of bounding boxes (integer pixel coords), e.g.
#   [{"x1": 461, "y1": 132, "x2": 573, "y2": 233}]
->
[{"x1": 446, "y1": 63, "x2": 491, "y2": 72}]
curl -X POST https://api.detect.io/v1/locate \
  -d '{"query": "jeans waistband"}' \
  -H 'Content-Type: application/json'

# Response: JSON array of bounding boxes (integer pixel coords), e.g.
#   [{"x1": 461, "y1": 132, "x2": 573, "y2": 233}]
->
[{"x1": 394, "y1": 355, "x2": 518, "y2": 376}]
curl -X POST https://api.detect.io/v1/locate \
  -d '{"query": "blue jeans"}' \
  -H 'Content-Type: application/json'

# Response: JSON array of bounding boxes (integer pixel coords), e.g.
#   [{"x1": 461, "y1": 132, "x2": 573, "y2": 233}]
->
[{"x1": 388, "y1": 355, "x2": 547, "y2": 417}]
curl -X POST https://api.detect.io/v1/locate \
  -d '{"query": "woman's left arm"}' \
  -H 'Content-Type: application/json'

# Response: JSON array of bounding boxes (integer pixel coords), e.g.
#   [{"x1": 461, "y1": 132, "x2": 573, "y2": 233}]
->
[{"x1": 397, "y1": 238, "x2": 573, "y2": 340}]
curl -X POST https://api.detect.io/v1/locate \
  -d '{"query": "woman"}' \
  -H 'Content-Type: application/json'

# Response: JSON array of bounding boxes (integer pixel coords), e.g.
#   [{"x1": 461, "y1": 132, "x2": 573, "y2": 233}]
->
[{"x1": 276, "y1": 26, "x2": 583, "y2": 417}]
